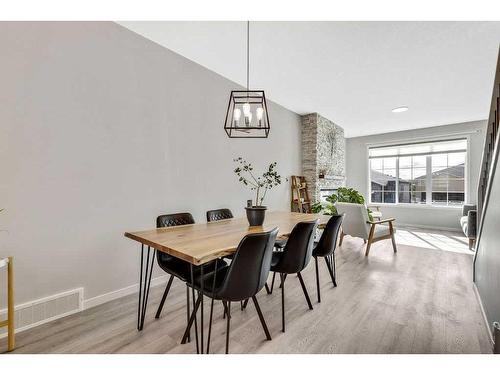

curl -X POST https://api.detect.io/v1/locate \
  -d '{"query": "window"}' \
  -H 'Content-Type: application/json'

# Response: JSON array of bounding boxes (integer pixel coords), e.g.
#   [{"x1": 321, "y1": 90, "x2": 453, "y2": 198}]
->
[{"x1": 369, "y1": 139, "x2": 467, "y2": 206}]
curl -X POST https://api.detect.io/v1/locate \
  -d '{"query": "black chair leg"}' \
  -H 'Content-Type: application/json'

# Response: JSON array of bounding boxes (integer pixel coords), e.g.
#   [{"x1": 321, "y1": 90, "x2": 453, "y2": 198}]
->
[
  {"x1": 332, "y1": 253, "x2": 337, "y2": 286},
  {"x1": 297, "y1": 272, "x2": 313, "y2": 310},
  {"x1": 265, "y1": 282, "x2": 271, "y2": 294},
  {"x1": 155, "y1": 275, "x2": 174, "y2": 319},
  {"x1": 242, "y1": 298, "x2": 249, "y2": 309},
  {"x1": 325, "y1": 256, "x2": 337, "y2": 287},
  {"x1": 314, "y1": 257, "x2": 321, "y2": 303},
  {"x1": 222, "y1": 300, "x2": 230, "y2": 319},
  {"x1": 252, "y1": 295, "x2": 271, "y2": 340},
  {"x1": 279, "y1": 273, "x2": 287, "y2": 288},
  {"x1": 280, "y1": 273, "x2": 285, "y2": 332},
  {"x1": 265, "y1": 272, "x2": 276, "y2": 294},
  {"x1": 225, "y1": 301, "x2": 231, "y2": 354},
  {"x1": 181, "y1": 294, "x2": 201, "y2": 344}
]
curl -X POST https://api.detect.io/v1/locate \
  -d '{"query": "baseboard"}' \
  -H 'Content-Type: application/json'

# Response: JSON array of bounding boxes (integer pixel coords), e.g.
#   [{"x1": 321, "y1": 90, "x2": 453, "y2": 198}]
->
[
  {"x1": 83, "y1": 275, "x2": 169, "y2": 310},
  {"x1": 0, "y1": 288, "x2": 83, "y2": 339},
  {"x1": 396, "y1": 222, "x2": 462, "y2": 232},
  {"x1": 473, "y1": 282, "x2": 494, "y2": 351},
  {"x1": 0, "y1": 275, "x2": 170, "y2": 339}
]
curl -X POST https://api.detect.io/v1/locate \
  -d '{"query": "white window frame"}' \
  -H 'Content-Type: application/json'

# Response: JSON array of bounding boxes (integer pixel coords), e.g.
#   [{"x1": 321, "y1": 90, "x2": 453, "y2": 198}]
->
[{"x1": 366, "y1": 136, "x2": 470, "y2": 209}]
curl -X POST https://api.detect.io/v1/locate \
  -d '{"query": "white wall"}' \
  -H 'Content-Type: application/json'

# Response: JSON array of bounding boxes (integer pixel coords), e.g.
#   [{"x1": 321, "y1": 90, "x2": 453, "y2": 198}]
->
[
  {"x1": 346, "y1": 120, "x2": 487, "y2": 230},
  {"x1": 0, "y1": 22, "x2": 301, "y2": 307}
]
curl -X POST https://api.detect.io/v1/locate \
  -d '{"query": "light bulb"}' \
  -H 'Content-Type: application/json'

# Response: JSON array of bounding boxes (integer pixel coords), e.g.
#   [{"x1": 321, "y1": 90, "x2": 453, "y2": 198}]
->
[
  {"x1": 256, "y1": 107, "x2": 264, "y2": 127},
  {"x1": 242, "y1": 102, "x2": 251, "y2": 116},
  {"x1": 233, "y1": 108, "x2": 241, "y2": 126},
  {"x1": 244, "y1": 112, "x2": 252, "y2": 126}
]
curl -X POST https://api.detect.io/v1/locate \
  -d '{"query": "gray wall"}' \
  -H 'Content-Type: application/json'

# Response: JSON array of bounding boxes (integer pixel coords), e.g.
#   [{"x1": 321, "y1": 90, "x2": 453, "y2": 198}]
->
[
  {"x1": 0, "y1": 22, "x2": 301, "y2": 306},
  {"x1": 346, "y1": 120, "x2": 486, "y2": 230},
  {"x1": 475, "y1": 149, "x2": 500, "y2": 337}
]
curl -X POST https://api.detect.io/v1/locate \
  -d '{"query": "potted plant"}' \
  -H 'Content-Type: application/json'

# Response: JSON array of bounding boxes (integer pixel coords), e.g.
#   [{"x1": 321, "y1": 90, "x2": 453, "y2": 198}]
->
[
  {"x1": 311, "y1": 187, "x2": 373, "y2": 220},
  {"x1": 233, "y1": 157, "x2": 283, "y2": 226}
]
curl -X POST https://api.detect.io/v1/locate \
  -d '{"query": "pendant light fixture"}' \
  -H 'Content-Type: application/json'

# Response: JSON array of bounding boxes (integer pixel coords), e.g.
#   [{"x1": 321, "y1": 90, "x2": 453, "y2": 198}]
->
[{"x1": 224, "y1": 21, "x2": 270, "y2": 138}]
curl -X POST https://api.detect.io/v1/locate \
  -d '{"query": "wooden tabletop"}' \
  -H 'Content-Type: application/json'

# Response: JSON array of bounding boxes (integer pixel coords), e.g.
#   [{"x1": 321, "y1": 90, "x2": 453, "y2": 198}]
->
[{"x1": 124, "y1": 211, "x2": 331, "y2": 265}]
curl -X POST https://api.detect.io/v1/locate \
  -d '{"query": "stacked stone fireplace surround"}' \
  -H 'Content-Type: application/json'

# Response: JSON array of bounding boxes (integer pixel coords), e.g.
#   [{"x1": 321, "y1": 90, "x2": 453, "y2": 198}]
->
[{"x1": 301, "y1": 113, "x2": 346, "y2": 203}]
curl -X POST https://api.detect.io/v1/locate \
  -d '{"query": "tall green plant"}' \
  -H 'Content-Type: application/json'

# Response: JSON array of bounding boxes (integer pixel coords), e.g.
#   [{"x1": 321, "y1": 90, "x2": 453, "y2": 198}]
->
[
  {"x1": 312, "y1": 187, "x2": 371, "y2": 218},
  {"x1": 233, "y1": 157, "x2": 283, "y2": 206}
]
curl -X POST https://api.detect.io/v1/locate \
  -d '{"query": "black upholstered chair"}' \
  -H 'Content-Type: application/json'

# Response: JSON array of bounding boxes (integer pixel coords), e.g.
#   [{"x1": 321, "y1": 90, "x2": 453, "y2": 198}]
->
[
  {"x1": 269, "y1": 220, "x2": 318, "y2": 332},
  {"x1": 189, "y1": 228, "x2": 279, "y2": 354},
  {"x1": 313, "y1": 214, "x2": 344, "y2": 302},
  {"x1": 206, "y1": 208, "x2": 233, "y2": 222},
  {"x1": 154, "y1": 213, "x2": 227, "y2": 335}
]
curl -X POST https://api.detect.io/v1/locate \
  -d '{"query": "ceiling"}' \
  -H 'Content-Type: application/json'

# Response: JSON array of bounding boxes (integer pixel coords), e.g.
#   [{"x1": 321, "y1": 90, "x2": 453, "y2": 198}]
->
[{"x1": 118, "y1": 21, "x2": 500, "y2": 137}]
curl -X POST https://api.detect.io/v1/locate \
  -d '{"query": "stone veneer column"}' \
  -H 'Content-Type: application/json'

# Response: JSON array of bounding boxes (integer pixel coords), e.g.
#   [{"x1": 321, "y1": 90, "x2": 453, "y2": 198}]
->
[{"x1": 301, "y1": 113, "x2": 346, "y2": 203}]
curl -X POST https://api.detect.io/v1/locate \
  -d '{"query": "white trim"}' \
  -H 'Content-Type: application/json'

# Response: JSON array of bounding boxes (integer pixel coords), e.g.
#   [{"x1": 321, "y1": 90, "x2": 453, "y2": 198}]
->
[
  {"x1": 0, "y1": 288, "x2": 83, "y2": 339},
  {"x1": 371, "y1": 202, "x2": 463, "y2": 210},
  {"x1": 83, "y1": 275, "x2": 169, "y2": 310},
  {"x1": 0, "y1": 288, "x2": 83, "y2": 315},
  {"x1": 0, "y1": 276, "x2": 171, "y2": 338},
  {"x1": 473, "y1": 282, "x2": 494, "y2": 349},
  {"x1": 0, "y1": 308, "x2": 82, "y2": 339},
  {"x1": 0, "y1": 257, "x2": 8, "y2": 269},
  {"x1": 365, "y1": 130, "x2": 480, "y2": 148},
  {"x1": 396, "y1": 222, "x2": 462, "y2": 232}
]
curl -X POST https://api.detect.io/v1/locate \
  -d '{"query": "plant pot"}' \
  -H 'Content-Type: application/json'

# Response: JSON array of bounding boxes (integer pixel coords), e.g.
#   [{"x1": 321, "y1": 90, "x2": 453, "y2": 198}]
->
[{"x1": 245, "y1": 206, "x2": 267, "y2": 226}]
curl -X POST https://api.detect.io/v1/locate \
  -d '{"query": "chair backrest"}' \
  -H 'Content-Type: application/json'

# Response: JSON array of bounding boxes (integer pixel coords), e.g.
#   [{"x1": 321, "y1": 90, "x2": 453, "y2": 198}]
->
[
  {"x1": 217, "y1": 227, "x2": 279, "y2": 301},
  {"x1": 206, "y1": 208, "x2": 233, "y2": 222},
  {"x1": 335, "y1": 202, "x2": 370, "y2": 239},
  {"x1": 314, "y1": 214, "x2": 344, "y2": 257},
  {"x1": 157, "y1": 212, "x2": 195, "y2": 228},
  {"x1": 275, "y1": 220, "x2": 319, "y2": 274},
  {"x1": 155, "y1": 213, "x2": 195, "y2": 271}
]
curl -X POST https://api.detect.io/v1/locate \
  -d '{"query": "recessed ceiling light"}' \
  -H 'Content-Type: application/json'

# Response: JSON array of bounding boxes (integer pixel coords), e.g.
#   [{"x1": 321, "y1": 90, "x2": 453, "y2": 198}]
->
[{"x1": 392, "y1": 106, "x2": 409, "y2": 113}]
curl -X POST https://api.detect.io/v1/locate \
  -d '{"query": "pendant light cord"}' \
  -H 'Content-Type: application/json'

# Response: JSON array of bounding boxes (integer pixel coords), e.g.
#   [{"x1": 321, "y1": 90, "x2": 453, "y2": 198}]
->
[{"x1": 246, "y1": 20, "x2": 249, "y2": 91}]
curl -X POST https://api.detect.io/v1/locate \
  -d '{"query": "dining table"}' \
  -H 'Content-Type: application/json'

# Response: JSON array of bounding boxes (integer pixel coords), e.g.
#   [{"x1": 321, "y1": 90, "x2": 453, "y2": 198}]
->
[{"x1": 124, "y1": 211, "x2": 331, "y2": 354}]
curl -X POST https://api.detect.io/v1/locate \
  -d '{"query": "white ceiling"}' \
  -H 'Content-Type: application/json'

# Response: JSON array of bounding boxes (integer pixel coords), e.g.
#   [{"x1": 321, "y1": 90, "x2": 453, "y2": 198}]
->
[{"x1": 118, "y1": 21, "x2": 500, "y2": 137}]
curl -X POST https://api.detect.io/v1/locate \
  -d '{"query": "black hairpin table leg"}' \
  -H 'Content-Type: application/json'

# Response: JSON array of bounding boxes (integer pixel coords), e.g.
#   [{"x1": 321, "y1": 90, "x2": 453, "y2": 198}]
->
[
  {"x1": 200, "y1": 263, "x2": 204, "y2": 354},
  {"x1": 137, "y1": 244, "x2": 155, "y2": 331},
  {"x1": 190, "y1": 264, "x2": 199, "y2": 353}
]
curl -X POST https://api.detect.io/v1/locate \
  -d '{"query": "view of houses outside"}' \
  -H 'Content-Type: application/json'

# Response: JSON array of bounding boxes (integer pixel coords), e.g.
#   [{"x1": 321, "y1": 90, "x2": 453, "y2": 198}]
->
[{"x1": 370, "y1": 152, "x2": 465, "y2": 206}]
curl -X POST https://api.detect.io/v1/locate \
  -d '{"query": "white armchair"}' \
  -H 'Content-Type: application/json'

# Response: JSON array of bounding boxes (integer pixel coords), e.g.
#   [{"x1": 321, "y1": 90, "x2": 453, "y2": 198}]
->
[{"x1": 335, "y1": 202, "x2": 397, "y2": 256}]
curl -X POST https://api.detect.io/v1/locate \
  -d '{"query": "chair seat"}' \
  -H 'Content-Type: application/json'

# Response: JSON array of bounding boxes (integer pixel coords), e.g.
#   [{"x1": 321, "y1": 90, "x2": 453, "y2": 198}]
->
[
  {"x1": 373, "y1": 224, "x2": 395, "y2": 238},
  {"x1": 190, "y1": 266, "x2": 230, "y2": 299},
  {"x1": 270, "y1": 251, "x2": 283, "y2": 269},
  {"x1": 312, "y1": 243, "x2": 322, "y2": 257},
  {"x1": 157, "y1": 253, "x2": 228, "y2": 282}
]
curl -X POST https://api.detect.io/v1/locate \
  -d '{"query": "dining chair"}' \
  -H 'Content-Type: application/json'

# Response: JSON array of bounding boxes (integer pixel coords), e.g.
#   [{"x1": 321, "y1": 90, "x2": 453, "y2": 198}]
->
[
  {"x1": 335, "y1": 202, "x2": 397, "y2": 256},
  {"x1": 312, "y1": 214, "x2": 344, "y2": 303},
  {"x1": 189, "y1": 227, "x2": 279, "y2": 353},
  {"x1": 206, "y1": 208, "x2": 233, "y2": 222},
  {"x1": 154, "y1": 213, "x2": 227, "y2": 337},
  {"x1": 269, "y1": 220, "x2": 319, "y2": 332}
]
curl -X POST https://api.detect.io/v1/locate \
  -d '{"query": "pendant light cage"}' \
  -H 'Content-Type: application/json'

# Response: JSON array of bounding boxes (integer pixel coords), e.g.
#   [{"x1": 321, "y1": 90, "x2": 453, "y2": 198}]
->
[
  {"x1": 224, "y1": 90, "x2": 270, "y2": 138},
  {"x1": 224, "y1": 21, "x2": 270, "y2": 138}
]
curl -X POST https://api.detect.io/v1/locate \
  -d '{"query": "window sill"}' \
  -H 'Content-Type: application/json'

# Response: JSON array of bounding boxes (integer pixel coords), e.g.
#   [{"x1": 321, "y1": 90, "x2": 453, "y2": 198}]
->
[{"x1": 369, "y1": 203, "x2": 463, "y2": 210}]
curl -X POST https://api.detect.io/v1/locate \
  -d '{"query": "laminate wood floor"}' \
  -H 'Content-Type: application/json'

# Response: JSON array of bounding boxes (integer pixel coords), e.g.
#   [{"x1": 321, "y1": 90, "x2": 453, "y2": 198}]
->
[{"x1": 1, "y1": 228, "x2": 492, "y2": 354}]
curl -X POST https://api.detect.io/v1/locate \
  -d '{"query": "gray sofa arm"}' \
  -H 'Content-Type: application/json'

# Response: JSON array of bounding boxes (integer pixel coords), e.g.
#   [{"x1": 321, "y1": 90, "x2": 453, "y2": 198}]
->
[
  {"x1": 467, "y1": 209, "x2": 477, "y2": 239},
  {"x1": 462, "y1": 204, "x2": 477, "y2": 217}
]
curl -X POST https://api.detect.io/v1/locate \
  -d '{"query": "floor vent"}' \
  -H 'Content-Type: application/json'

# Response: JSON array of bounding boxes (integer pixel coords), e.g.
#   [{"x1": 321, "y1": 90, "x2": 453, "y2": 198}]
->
[{"x1": 0, "y1": 288, "x2": 83, "y2": 338}]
